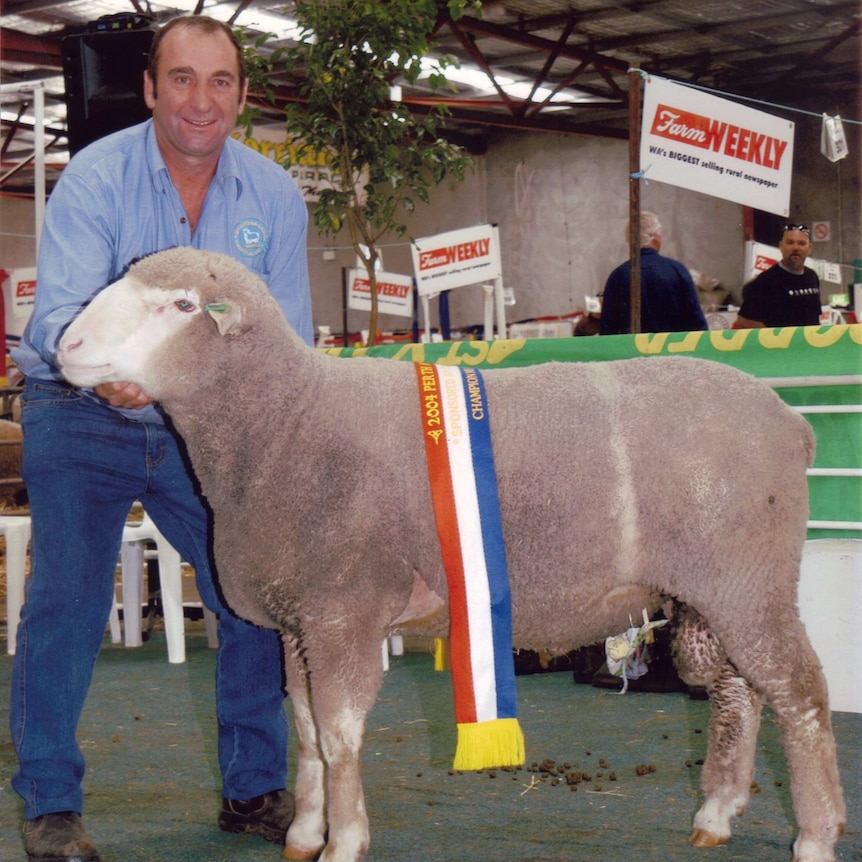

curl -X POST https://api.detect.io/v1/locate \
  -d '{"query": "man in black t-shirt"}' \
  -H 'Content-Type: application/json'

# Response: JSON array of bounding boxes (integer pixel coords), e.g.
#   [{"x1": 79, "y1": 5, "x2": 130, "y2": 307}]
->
[{"x1": 734, "y1": 224, "x2": 822, "y2": 328}]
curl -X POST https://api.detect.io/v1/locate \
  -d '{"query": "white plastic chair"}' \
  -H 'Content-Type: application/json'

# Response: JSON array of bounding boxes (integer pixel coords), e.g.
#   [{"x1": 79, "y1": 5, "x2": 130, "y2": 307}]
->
[
  {"x1": 3, "y1": 510, "x2": 217, "y2": 662},
  {"x1": 1, "y1": 514, "x2": 32, "y2": 656},
  {"x1": 113, "y1": 509, "x2": 217, "y2": 664}
]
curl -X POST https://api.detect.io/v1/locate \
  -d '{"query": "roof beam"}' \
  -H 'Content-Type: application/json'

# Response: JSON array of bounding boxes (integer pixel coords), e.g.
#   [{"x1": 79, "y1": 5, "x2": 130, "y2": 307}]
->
[
  {"x1": 437, "y1": 9, "x2": 630, "y2": 75},
  {"x1": 0, "y1": 27, "x2": 62, "y2": 67}
]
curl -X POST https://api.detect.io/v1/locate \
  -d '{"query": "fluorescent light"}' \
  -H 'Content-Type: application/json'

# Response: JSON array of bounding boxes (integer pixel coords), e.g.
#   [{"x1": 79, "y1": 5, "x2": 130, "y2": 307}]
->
[
  {"x1": 233, "y1": 9, "x2": 302, "y2": 39},
  {"x1": 160, "y1": 1, "x2": 302, "y2": 40}
]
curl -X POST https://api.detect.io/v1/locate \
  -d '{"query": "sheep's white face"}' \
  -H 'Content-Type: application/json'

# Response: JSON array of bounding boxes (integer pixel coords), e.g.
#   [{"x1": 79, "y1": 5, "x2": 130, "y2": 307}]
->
[{"x1": 58, "y1": 275, "x2": 206, "y2": 388}]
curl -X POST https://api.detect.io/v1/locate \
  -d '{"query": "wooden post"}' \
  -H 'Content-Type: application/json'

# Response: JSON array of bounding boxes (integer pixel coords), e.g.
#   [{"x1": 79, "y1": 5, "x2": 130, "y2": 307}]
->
[{"x1": 628, "y1": 67, "x2": 642, "y2": 334}]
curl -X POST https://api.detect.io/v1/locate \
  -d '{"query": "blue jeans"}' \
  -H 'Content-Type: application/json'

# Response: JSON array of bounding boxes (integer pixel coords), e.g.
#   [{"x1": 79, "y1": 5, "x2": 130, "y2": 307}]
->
[{"x1": 10, "y1": 379, "x2": 288, "y2": 819}]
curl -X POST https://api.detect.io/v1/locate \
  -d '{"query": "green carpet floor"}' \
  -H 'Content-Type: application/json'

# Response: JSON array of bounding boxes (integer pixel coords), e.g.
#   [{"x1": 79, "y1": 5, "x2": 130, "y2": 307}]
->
[{"x1": 1, "y1": 626, "x2": 859, "y2": 862}]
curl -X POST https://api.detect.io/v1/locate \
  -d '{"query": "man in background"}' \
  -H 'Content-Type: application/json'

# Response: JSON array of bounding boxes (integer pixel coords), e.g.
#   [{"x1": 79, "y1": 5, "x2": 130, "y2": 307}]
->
[
  {"x1": 600, "y1": 211, "x2": 707, "y2": 335},
  {"x1": 733, "y1": 224, "x2": 822, "y2": 328}
]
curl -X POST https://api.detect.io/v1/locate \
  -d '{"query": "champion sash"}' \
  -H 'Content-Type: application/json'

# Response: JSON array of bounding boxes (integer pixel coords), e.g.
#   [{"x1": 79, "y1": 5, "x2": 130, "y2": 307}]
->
[{"x1": 416, "y1": 362, "x2": 525, "y2": 771}]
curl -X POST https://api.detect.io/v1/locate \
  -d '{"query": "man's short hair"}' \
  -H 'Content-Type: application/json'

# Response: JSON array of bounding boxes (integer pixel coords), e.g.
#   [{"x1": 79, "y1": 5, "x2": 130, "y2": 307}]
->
[
  {"x1": 638, "y1": 211, "x2": 662, "y2": 247},
  {"x1": 147, "y1": 15, "x2": 247, "y2": 93}
]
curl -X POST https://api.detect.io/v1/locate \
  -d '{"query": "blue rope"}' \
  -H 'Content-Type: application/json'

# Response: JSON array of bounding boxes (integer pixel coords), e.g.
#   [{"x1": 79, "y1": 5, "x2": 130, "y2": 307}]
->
[{"x1": 629, "y1": 164, "x2": 651, "y2": 183}]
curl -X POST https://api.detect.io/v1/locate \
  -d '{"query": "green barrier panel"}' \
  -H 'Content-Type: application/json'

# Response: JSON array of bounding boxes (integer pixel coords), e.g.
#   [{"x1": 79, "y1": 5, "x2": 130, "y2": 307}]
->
[
  {"x1": 325, "y1": 323, "x2": 861, "y2": 375},
  {"x1": 324, "y1": 324, "x2": 862, "y2": 539}
]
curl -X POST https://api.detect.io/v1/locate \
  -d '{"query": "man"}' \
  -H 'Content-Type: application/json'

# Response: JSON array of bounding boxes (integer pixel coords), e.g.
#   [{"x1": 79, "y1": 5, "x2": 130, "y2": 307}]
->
[
  {"x1": 10, "y1": 16, "x2": 311, "y2": 861},
  {"x1": 600, "y1": 211, "x2": 707, "y2": 335},
  {"x1": 733, "y1": 224, "x2": 822, "y2": 328}
]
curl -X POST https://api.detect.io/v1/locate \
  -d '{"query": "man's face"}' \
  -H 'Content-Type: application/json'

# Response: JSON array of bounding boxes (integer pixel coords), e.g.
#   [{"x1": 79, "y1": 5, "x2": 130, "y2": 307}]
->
[
  {"x1": 144, "y1": 25, "x2": 247, "y2": 162},
  {"x1": 778, "y1": 229, "x2": 812, "y2": 273}
]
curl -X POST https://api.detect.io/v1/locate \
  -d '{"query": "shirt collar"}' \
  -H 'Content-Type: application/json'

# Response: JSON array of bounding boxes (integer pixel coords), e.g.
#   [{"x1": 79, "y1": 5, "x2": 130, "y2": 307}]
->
[{"x1": 145, "y1": 121, "x2": 243, "y2": 201}]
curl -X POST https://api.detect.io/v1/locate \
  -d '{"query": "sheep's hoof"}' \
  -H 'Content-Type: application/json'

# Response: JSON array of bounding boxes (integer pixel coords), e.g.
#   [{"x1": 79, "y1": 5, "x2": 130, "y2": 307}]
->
[
  {"x1": 283, "y1": 845, "x2": 321, "y2": 861},
  {"x1": 689, "y1": 828, "x2": 730, "y2": 848}
]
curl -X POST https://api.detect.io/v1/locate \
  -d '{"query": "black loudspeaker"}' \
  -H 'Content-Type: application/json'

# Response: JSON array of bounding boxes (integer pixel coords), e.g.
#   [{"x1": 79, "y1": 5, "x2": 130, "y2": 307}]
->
[{"x1": 62, "y1": 18, "x2": 155, "y2": 156}]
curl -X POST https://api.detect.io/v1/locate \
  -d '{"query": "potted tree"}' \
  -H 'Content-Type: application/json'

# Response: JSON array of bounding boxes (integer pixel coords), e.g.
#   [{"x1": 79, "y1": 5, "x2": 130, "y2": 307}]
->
[{"x1": 273, "y1": 0, "x2": 476, "y2": 344}]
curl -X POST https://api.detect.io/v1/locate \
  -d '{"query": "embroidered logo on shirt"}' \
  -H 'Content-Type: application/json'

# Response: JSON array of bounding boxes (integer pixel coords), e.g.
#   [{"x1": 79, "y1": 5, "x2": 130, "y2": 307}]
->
[{"x1": 233, "y1": 219, "x2": 269, "y2": 257}]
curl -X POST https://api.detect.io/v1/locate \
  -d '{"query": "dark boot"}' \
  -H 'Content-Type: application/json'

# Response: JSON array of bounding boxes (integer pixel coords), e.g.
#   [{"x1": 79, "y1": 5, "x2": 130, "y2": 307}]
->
[
  {"x1": 218, "y1": 789, "x2": 295, "y2": 844},
  {"x1": 22, "y1": 812, "x2": 100, "y2": 862}
]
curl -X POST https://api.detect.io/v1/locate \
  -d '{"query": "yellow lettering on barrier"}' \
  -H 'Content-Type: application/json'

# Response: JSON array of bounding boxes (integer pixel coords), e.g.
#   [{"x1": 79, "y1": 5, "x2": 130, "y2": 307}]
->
[
  {"x1": 848, "y1": 324, "x2": 862, "y2": 345},
  {"x1": 804, "y1": 326, "x2": 847, "y2": 348},
  {"x1": 393, "y1": 343, "x2": 427, "y2": 362},
  {"x1": 634, "y1": 333, "x2": 669, "y2": 354},
  {"x1": 758, "y1": 328, "x2": 795, "y2": 349},
  {"x1": 437, "y1": 341, "x2": 488, "y2": 366},
  {"x1": 487, "y1": 339, "x2": 527, "y2": 364},
  {"x1": 667, "y1": 331, "x2": 705, "y2": 353},
  {"x1": 709, "y1": 330, "x2": 751, "y2": 351}
]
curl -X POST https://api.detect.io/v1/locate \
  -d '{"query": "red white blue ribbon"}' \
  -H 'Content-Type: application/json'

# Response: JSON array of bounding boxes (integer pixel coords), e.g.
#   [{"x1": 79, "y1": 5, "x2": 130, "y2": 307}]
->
[{"x1": 416, "y1": 362, "x2": 524, "y2": 769}]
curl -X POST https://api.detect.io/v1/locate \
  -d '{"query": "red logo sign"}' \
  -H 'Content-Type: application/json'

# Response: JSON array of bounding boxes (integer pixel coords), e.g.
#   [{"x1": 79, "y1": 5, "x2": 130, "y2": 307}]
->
[
  {"x1": 352, "y1": 278, "x2": 410, "y2": 299},
  {"x1": 650, "y1": 103, "x2": 789, "y2": 170},
  {"x1": 754, "y1": 255, "x2": 778, "y2": 273},
  {"x1": 418, "y1": 238, "x2": 491, "y2": 271}
]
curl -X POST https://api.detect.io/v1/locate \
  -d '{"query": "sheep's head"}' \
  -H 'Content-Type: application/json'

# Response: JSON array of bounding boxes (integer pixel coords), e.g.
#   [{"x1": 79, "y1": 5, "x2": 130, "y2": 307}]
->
[{"x1": 57, "y1": 248, "x2": 268, "y2": 396}]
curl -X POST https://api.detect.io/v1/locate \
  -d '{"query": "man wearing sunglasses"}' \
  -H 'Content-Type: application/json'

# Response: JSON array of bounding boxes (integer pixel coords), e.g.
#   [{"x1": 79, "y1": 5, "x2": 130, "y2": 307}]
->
[{"x1": 733, "y1": 224, "x2": 822, "y2": 328}]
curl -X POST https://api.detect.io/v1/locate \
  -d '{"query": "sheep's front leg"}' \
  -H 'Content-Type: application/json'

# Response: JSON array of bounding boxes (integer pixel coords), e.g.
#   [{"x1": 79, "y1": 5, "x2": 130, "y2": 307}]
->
[
  {"x1": 671, "y1": 607, "x2": 761, "y2": 847},
  {"x1": 315, "y1": 704, "x2": 370, "y2": 862},
  {"x1": 310, "y1": 633, "x2": 385, "y2": 862},
  {"x1": 283, "y1": 640, "x2": 327, "y2": 861}
]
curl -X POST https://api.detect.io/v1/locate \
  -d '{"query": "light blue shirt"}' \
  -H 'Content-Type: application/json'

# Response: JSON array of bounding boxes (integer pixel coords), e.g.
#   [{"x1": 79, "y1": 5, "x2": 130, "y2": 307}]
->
[{"x1": 14, "y1": 119, "x2": 313, "y2": 423}]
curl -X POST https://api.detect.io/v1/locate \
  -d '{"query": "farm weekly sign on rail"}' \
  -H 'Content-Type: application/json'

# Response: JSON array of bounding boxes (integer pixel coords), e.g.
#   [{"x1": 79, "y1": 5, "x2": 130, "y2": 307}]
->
[
  {"x1": 640, "y1": 76, "x2": 794, "y2": 216},
  {"x1": 411, "y1": 224, "x2": 502, "y2": 296}
]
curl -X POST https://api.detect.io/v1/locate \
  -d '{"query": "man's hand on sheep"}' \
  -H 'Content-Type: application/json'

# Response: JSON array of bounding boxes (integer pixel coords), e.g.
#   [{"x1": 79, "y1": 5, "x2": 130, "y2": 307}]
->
[{"x1": 94, "y1": 381, "x2": 154, "y2": 409}]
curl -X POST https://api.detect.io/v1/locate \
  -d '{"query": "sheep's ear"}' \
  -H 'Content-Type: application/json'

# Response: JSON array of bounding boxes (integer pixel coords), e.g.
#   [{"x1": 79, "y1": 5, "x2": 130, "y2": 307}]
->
[{"x1": 204, "y1": 302, "x2": 243, "y2": 336}]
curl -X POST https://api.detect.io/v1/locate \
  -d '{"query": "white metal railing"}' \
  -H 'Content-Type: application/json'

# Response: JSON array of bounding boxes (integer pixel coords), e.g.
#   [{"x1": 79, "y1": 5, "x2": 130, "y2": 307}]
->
[
  {"x1": 762, "y1": 375, "x2": 862, "y2": 387},
  {"x1": 808, "y1": 468, "x2": 862, "y2": 477},
  {"x1": 763, "y1": 376, "x2": 861, "y2": 533},
  {"x1": 795, "y1": 405, "x2": 862, "y2": 414}
]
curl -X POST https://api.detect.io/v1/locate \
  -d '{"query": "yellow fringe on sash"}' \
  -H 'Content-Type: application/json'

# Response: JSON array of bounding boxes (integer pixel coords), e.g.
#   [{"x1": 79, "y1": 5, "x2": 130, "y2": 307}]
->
[
  {"x1": 453, "y1": 717, "x2": 525, "y2": 772},
  {"x1": 434, "y1": 637, "x2": 451, "y2": 671}
]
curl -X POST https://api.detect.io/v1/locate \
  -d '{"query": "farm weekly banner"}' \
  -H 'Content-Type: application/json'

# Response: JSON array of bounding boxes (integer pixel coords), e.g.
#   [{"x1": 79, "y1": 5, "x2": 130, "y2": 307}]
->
[
  {"x1": 640, "y1": 76, "x2": 795, "y2": 216},
  {"x1": 347, "y1": 269, "x2": 414, "y2": 318},
  {"x1": 411, "y1": 224, "x2": 502, "y2": 296}
]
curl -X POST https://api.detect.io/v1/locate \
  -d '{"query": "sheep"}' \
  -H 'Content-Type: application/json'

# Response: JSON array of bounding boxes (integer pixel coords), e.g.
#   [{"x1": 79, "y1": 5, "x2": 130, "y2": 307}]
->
[{"x1": 57, "y1": 247, "x2": 845, "y2": 862}]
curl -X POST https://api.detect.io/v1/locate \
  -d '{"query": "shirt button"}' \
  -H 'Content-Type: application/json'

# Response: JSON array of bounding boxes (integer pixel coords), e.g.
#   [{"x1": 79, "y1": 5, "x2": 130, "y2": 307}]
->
[{"x1": 180, "y1": 217, "x2": 187, "y2": 224}]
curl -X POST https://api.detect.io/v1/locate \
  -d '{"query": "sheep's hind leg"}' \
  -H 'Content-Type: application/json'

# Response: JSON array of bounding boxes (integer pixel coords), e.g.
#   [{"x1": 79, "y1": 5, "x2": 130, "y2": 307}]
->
[
  {"x1": 743, "y1": 617, "x2": 844, "y2": 862},
  {"x1": 283, "y1": 640, "x2": 327, "y2": 861},
  {"x1": 671, "y1": 607, "x2": 761, "y2": 848}
]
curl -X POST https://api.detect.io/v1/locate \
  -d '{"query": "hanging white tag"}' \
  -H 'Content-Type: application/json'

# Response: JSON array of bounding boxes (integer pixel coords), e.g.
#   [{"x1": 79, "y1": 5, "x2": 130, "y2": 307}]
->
[{"x1": 821, "y1": 114, "x2": 848, "y2": 162}]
